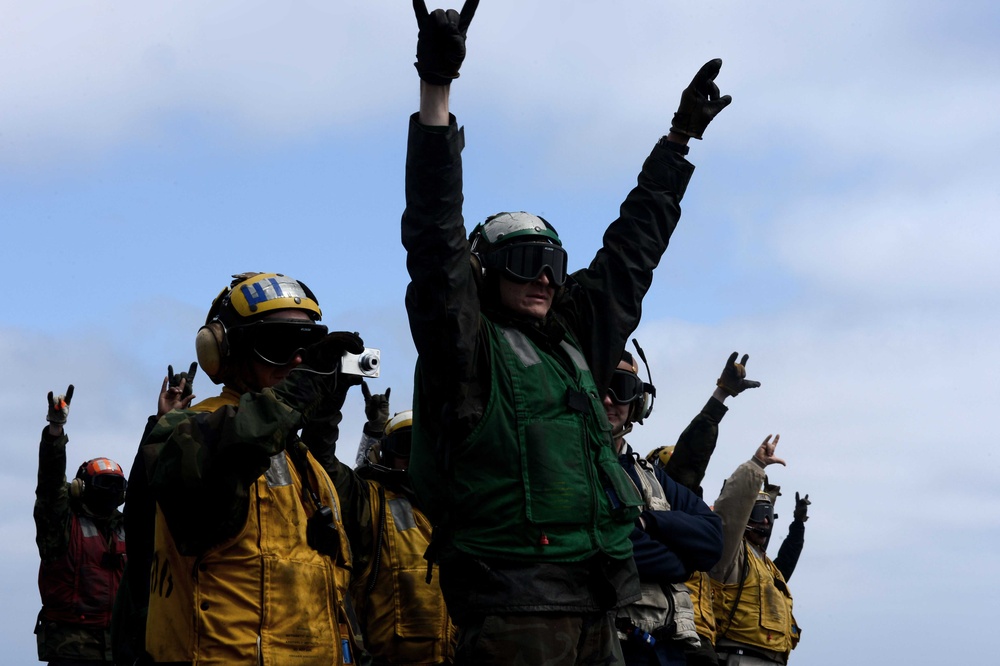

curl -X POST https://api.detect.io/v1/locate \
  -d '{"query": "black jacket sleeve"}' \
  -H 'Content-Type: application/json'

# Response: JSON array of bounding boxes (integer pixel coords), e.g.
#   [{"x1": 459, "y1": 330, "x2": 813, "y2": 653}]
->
[
  {"x1": 34, "y1": 427, "x2": 72, "y2": 561},
  {"x1": 629, "y1": 462, "x2": 723, "y2": 583},
  {"x1": 555, "y1": 141, "x2": 694, "y2": 393},
  {"x1": 664, "y1": 397, "x2": 728, "y2": 498},
  {"x1": 772, "y1": 520, "x2": 805, "y2": 581},
  {"x1": 300, "y1": 383, "x2": 374, "y2": 574}
]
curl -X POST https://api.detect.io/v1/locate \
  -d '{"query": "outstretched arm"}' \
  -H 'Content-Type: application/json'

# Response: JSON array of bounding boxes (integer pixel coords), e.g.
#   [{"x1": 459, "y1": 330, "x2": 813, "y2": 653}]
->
[
  {"x1": 557, "y1": 60, "x2": 731, "y2": 392},
  {"x1": 774, "y1": 492, "x2": 809, "y2": 580},
  {"x1": 34, "y1": 385, "x2": 75, "y2": 560},
  {"x1": 413, "y1": 0, "x2": 477, "y2": 125},
  {"x1": 710, "y1": 435, "x2": 784, "y2": 584},
  {"x1": 664, "y1": 352, "x2": 760, "y2": 495},
  {"x1": 403, "y1": 1, "x2": 484, "y2": 447}
]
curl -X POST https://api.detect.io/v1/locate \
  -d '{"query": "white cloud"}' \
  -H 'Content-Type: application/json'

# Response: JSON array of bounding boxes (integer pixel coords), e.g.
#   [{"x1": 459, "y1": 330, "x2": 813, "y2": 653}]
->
[{"x1": 768, "y1": 172, "x2": 1000, "y2": 302}]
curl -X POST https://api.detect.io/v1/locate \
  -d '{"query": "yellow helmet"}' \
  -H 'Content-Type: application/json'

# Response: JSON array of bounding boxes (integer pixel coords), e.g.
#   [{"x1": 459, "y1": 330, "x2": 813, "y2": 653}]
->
[
  {"x1": 217, "y1": 272, "x2": 321, "y2": 323},
  {"x1": 195, "y1": 272, "x2": 323, "y2": 384},
  {"x1": 365, "y1": 410, "x2": 414, "y2": 472},
  {"x1": 645, "y1": 445, "x2": 675, "y2": 467}
]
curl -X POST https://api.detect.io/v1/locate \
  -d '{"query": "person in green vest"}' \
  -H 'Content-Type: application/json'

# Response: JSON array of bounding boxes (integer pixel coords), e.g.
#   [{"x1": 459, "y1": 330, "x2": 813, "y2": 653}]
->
[{"x1": 401, "y1": 2, "x2": 732, "y2": 663}]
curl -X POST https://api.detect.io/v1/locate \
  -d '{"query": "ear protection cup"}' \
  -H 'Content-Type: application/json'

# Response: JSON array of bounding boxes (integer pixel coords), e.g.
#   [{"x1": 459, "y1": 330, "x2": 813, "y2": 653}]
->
[
  {"x1": 623, "y1": 340, "x2": 656, "y2": 426},
  {"x1": 196, "y1": 320, "x2": 228, "y2": 382},
  {"x1": 70, "y1": 477, "x2": 85, "y2": 499}
]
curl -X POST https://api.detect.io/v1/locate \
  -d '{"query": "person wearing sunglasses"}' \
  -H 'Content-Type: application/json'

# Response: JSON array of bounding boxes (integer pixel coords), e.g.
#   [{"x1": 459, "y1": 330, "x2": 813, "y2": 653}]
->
[
  {"x1": 140, "y1": 272, "x2": 369, "y2": 665},
  {"x1": 400, "y1": 3, "x2": 732, "y2": 664},
  {"x1": 603, "y1": 352, "x2": 724, "y2": 666},
  {"x1": 709, "y1": 436, "x2": 806, "y2": 665}
]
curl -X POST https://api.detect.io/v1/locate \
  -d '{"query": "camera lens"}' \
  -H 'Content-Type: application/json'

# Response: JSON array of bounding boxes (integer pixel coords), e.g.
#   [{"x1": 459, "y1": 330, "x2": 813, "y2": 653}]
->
[{"x1": 359, "y1": 352, "x2": 379, "y2": 373}]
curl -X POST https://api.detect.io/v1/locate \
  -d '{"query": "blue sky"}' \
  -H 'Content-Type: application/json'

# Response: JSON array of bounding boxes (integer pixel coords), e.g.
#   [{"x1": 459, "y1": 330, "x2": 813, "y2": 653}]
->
[{"x1": 3, "y1": 1, "x2": 999, "y2": 663}]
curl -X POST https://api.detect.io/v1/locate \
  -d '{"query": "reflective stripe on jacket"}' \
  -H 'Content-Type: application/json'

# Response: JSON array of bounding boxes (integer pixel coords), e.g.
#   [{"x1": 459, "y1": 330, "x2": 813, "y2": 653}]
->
[
  {"x1": 146, "y1": 391, "x2": 356, "y2": 665},
  {"x1": 353, "y1": 481, "x2": 456, "y2": 665},
  {"x1": 622, "y1": 457, "x2": 699, "y2": 648},
  {"x1": 38, "y1": 513, "x2": 126, "y2": 627},
  {"x1": 411, "y1": 321, "x2": 642, "y2": 563}
]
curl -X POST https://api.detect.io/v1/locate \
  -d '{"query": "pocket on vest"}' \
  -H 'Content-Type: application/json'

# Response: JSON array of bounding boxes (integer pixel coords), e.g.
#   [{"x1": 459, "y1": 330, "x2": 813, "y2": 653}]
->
[{"x1": 523, "y1": 418, "x2": 589, "y2": 525}]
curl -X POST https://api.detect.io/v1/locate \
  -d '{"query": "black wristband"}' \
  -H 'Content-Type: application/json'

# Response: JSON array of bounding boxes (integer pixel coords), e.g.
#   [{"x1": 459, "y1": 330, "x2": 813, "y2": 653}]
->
[{"x1": 658, "y1": 135, "x2": 690, "y2": 155}]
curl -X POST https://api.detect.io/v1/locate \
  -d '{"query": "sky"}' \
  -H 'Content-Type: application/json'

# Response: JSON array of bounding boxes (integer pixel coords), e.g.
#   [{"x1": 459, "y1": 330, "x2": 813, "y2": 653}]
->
[{"x1": 2, "y1": 0, "x2": 998, "y2": 662}]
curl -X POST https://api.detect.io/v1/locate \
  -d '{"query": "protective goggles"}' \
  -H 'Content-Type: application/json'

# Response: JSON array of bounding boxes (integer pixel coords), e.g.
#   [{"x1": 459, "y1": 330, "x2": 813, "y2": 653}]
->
[
  {"x1": 482, "y1": 243, "x2": 568, "y2": 286},
  {"x1": 382, "y1": 428, "x2": 412, "y2": 458},
  {"x1": 237, "y1": 320, "x2": 329, "y2": 366},
  {"x1": 90, "y1": 474, "x2": 126, "y2": 493},
  {"x1": 607, "y1": 369, "x2": 647, "y2": 405},
  {"x1": 749, "y1": 501, "x2": 774, "y2": 524}
]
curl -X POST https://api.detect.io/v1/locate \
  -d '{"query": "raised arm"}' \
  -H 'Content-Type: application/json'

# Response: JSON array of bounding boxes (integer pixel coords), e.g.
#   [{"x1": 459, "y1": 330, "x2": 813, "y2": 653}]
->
[
  {"x1": 664, "y1": 352, "x2": 760, "y2": 495},
  {"x1": 556, "y1": 61, "x2": 731, "y2": 391},
  {"x1": 402, "y1": 1, "x2": 483, "y2": 441},
  {"x1": 710, "y1": 435, "x2": 784, "y2": 584},
  {"x1": 34, "y1": 385, "x2": 75, "y2": 560}
]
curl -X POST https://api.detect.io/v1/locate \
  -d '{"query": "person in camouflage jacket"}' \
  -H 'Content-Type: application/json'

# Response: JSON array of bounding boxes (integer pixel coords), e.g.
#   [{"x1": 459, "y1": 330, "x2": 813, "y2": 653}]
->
[{"x1": 35, "y1": 384, "x2": 127, "y2": 665}]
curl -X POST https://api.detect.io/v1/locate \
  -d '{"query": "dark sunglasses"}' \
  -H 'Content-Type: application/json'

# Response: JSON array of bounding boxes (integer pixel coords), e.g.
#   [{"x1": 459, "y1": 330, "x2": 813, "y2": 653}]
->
[
  {"x1": 483, "y1": 243, "x2": 568, "y2": 286},
  {"x1": 236, "y1": 320, "x2": 329, "y2": 366},
  {"x1": 607, "y1": 369, "x2": 646, "y2": 405}
]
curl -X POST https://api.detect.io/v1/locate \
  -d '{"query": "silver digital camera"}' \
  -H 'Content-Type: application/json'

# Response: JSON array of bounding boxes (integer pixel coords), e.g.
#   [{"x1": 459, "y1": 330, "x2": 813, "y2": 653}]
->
[{"x1": 341, "y1": 348, "x2": 380, "y2": 378}]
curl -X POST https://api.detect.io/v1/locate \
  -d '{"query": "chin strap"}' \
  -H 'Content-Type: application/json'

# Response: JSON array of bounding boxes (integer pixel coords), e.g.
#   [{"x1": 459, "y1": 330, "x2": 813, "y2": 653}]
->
[{"x1": 612, "y1": 422, "x2": 633, "y2": 440}]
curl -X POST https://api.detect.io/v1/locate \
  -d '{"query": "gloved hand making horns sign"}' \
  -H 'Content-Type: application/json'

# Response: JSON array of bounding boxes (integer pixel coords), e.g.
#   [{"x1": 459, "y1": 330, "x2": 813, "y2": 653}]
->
[
  {"x1": 412, "y1": 0, "x2": 480, "y2": 85},
  {"x1": 716, "y1": 351, "x2": 761, "y2": 397},
  {"x1": 670, "y1": 59, "x2": 732, "y2": 139},
  {"x1": 46, "y1": 384, "x2": 74, "y2": 426}
]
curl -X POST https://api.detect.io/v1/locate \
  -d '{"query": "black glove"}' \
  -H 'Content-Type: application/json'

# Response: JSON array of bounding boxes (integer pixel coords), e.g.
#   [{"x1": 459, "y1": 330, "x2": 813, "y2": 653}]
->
[
  {"x1": 763, "y1": 477, "x2": 782, "y2": 505},
  {"x1": 412, "y1": 0, "x2": 480, "y2": 85},
  {"x1": 670, "y1": 59, "x2": 732, "y2": 140},
  {"x1": 794, "y1": 492, "x2": 811, "y2": 523},
  {"x1": 46, "y1": 384, "x2": 74, "y2": 425},
  {"x1": 361, "y1": 382, "x2": 391, "y2": 437},
  {"x1": 168, "y1": 362, "x2": 198, "y2": 399},
  {"x1": 301, "y1": 331, "x2": 365, "y2": 374},
  {"x1": 716, "y1": 352, "x2": 761, "y2": 397}
]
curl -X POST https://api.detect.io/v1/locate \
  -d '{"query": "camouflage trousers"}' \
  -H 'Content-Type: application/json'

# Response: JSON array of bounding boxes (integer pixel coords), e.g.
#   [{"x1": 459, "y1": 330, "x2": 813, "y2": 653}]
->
[
  {"x1": 35, "y1": 611, "x2": 112, "y2": 663},
  {"x1": 455, "y1": 611, "x2": 624, "y2": 666}
]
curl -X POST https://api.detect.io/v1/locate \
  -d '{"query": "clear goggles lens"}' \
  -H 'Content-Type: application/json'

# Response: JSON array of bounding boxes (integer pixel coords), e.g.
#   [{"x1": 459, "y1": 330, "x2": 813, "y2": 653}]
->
[
  {"x1": 607, "y1": 369, "x2": 645, "y2": 404},
  {"x1": 485, "y1": 243, "x2": 568, "y2": 286},
  {"x1": 241, "y1": 320, "x2": 329, "y2": 366}
]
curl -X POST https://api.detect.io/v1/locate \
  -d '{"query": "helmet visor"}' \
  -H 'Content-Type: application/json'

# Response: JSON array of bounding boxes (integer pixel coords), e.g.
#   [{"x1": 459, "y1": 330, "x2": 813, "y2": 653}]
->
[
  {"x1": 241, "y1": 321, "x2": 329, "y2": 366},
  {"x1": 607, "y1": 369, "x2": 645, "y2": 404},
  {"x1": 484, "y1": 243, "x2": 568, "y2": 286}
]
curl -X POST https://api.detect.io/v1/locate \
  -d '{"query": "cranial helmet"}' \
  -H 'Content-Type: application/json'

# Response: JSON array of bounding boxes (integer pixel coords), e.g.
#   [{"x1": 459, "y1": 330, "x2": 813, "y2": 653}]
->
[
  {"x1": 71, "y1": 457, "x2": 127, "y2": 516},
  {"x1": 469, "y1": 212, "x2": 568, "y2": 287},
  {"x1": 195, "y1": 272, "x2": 325, "y2": 384},
  {"x1": 746, "y1": 490, "x2": 775, "y2": 539},
  {"x1": 365, "y1": 410, "x2": 413, "y2": 473},
  {"x1": 645, "y1": 445, "x2": 675, "y2": 468}
]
